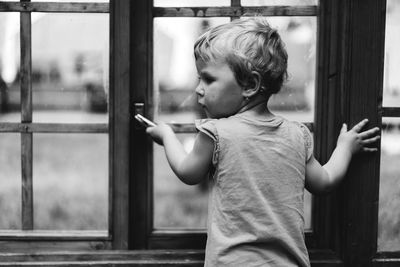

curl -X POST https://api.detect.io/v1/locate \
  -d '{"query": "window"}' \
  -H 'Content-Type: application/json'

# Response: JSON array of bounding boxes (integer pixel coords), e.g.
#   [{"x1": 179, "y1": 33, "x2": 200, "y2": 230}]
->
[
  {"x1": 0, "y1": 0, "x2": 113, "y2": 250},
  {"x1": 0, "y1": 0, "x2": 397, "y2": 266}
]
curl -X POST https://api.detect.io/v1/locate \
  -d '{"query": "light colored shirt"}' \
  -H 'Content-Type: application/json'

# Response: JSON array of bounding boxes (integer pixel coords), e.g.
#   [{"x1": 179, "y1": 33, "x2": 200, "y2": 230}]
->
[{"x1": 195, "y1": 110, "x2": 312, "y2": 267}]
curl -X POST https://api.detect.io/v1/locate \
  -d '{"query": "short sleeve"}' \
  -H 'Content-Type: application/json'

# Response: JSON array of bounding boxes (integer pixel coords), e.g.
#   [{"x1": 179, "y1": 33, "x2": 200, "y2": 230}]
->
[
  {"x1": 195, "y1": 119, "x2": 219, "y2": 166},
  {"x1": 298, "y1": 123, "x2": 313, "y2": 161}
]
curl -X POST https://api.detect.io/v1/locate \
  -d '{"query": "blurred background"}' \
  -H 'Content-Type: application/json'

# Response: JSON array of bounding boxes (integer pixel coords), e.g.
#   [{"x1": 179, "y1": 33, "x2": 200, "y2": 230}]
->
[{"x1": 0, "y1": 0, "x2": 398, "y2": 252}]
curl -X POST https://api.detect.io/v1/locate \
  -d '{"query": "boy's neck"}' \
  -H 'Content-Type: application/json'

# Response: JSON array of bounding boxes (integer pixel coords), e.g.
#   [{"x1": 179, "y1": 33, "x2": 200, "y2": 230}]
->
[{"x1": 236, "y1": 96, "x2": 273, "y2": 118}]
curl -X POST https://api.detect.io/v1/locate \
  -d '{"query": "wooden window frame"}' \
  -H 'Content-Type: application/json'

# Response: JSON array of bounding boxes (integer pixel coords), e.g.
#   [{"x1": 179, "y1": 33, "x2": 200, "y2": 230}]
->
[
  {"x1": 316, "y1": 0, "x2": 400, "y2": 266},
  {"x1": 0, "y1": 0, "x2": 117, "y2": 251},
  {"x1": 1, "y1": 0, "x2": 400, "y2": 266}
]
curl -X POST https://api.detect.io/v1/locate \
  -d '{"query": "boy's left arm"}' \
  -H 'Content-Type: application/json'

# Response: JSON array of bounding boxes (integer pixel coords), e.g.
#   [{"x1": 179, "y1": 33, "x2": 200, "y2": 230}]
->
[{"x1": 305, "y1": 119, "x2": 380, "y2": 195}]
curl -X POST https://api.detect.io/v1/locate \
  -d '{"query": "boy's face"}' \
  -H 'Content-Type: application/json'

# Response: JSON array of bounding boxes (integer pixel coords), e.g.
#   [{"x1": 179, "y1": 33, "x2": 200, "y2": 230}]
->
[{"x1": 195, "y1": 59, "x2": 245, "y2": 119}]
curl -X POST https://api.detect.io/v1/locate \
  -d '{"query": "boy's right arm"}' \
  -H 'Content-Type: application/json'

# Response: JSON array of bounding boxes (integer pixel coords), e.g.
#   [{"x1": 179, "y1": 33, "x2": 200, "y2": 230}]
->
[
  {"x1": 305, "y1": 119, "x2": 380, "y2": 195},
  {"x1": 146, "y1": 123, "x2": 214, "y2": 185}
]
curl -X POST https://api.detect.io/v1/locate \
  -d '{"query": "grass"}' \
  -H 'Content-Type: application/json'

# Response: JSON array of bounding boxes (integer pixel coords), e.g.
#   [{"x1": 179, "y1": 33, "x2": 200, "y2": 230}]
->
[
  {"x1": 0, "y1": 133, "x2": 22, "y2": 229},
  {"x1": 0, "y1": 132, "x2": 109, "y2": 230}
]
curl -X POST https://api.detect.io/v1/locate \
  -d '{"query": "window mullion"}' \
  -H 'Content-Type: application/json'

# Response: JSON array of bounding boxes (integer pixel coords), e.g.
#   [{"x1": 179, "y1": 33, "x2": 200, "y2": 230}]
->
[
  {"x1": 0, "y1": 2, "x2": 109, "y2": 13},
  {"x1": 230, "y1": 0, "x2": 240, "y2": 20},
  {"x1": 20, "y1": 6, "x2": 33, "y2": 230},
  {"x1": 382, "y1": 107, "x2": 400, "y2": 117},
  {"x1": 340, "y1": 0, "x2": 386, "y2": 264},
  {"x1": 152, "y1": 6, "x2": 318, "y2": 18},
  {"x1": 231, "y1": 0, "x2": 240, "y2": 7}
]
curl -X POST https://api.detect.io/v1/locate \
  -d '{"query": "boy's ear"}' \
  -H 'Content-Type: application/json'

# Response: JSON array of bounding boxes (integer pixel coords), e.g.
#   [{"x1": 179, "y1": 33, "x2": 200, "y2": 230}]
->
[{"x1": 242, "y1": 71, "x2": 262, "y2": 98}]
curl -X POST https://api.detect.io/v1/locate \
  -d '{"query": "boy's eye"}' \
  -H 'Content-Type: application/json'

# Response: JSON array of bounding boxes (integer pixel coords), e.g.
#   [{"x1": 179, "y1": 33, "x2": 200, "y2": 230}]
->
[{"x1": 201, "y1": 75, "x2": 214, "y2": 84}]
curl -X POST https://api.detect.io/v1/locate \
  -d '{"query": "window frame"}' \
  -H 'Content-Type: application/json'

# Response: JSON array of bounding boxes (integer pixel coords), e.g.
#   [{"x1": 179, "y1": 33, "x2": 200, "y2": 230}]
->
[
  {"x1": 0, "y1": 0, "x2": 116, "y2": 250},
  {"x1": 316, "y1": 0, "x2": 400, "y2": 266},
  {"x1": 1, "y1": 0, "x2": 400, "y2": 266}
]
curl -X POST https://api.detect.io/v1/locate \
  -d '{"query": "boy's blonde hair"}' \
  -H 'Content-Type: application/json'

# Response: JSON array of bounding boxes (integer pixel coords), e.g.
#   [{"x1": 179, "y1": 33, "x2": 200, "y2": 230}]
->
[{"x1": 194, "y1": 17, "x2": 288, "y2": 95}]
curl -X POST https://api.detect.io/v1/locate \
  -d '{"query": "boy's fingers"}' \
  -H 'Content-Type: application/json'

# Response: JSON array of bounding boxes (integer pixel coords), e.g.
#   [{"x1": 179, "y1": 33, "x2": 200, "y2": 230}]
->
[
  {"x1": 361, "y1": 136, "x2": 380, "y2": 144},
  {"x1": 359, "y1": 127, "x2": 380, "y2": 139},
  {"x1": 352, "y1": 119, "x2": 369, "y2": 133},
  {"x1": 145, "y1": 127, "x2": 153, "y2": 134},
  {"x1": 362, "y1": 147, "x2": 378, "y2": 152},
  {"x1": 340, "y1": 123, "x2": 348, "y2": 134}
]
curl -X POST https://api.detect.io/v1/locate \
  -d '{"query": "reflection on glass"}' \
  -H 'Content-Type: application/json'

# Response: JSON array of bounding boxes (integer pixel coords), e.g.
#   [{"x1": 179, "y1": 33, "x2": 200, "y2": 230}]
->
[
  {"x1": 242, "y1": 0, "x2": 318, "y2": 5},
  {"x1": 32, "y1": 13, "x2": 109, "y2": 123},
  {"x1": 33, "y1": 134, "x2": 108, "y2": 230},
  {"x1": 0, "y1": 134, "x2": 21, "y2": 230},
  {"x1": 0, "y1": 13, "x2": 21, "y2": 122},
  {"x1": 378, "y1": 117, "x2": 400, "y2": 251},
  {"x1": 154, "y1": 0, "x2": 229, "y2": 7},
  {"x1": 153, "y1": 17, "x2": 315, "y2": 229},
  {"x1": 383, "y1": 0, "x2": 400, "y2": 107}
]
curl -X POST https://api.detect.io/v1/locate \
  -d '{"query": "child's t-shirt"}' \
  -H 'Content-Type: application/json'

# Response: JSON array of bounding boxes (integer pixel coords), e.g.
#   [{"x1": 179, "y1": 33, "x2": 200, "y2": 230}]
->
[{"x1": 195, "y1": 110, "x2": 313, "y2": 267}]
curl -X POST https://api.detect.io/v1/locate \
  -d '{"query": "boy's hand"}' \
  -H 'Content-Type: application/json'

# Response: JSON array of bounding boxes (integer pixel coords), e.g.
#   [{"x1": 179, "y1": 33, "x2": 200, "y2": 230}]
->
[
  {"x1": 337, "y1": 119, "x2": 380, "y2": 154},
  {"x1": 146, "y1": 122, "x2": 175, "y2": 146}
]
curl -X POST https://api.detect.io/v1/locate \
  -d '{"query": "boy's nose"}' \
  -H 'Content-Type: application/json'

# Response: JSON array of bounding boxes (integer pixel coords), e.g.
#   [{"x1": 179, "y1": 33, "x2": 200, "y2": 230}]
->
[{"x1": 195, "y1": 86, "x2": 205, "y2": 96}]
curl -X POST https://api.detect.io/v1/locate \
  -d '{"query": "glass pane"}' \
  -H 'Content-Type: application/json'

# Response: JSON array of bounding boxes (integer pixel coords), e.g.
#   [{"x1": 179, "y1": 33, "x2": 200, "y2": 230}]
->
[
  {"x1": 154, "y1": 17, "x2": 316, "y2": 124},
  {"x1": 33, "y1": 133, "x2": 108, "y2": 230},
  {"x1": 0, "y1": 13, "x2": 21, "y2": 122},
  {"x1": 383, "y1": 0, "x2": 400, "y2": 107},
  {"x1": 378, "y1": 117, "x2": 400, "y2": 251},
  {"x1": 153, "y1": 18, "x2": 228, "y2": 229},
  {"x1": 304, "y1": 190, "x2": 312, "y2": 230},
  {"x1": 267, "y1": 17, "x2": 316, "y2": 122},
  {"x1": 32, "y1": 13, "x2": 109, "y2": 123},
  {"x1": 242, "y1": 0, "x2": 318, "y2": 6},
  {"x1": 154, "y1": 0, "x2": 230, "y2": 7},
  {"x1": 154, "y1": 132, "x2": 208, "y2": 228},
  {"x1": 0, "y1": 134, "x2": 21, "y2": 230},
  {"x1": 154, "y1": 17, "x2": 230, "y2": 123}
]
